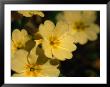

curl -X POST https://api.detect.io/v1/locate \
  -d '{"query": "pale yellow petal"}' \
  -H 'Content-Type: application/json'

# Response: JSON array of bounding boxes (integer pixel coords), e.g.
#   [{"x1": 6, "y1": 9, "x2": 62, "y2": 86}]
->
[
  {"x1": 11, "y1": 41, "x2": 17, "y2": 57},
  {"x1": 41, "y1": 61, "x2": 60, "y2": 77},
  {"x1": 88, "y1": 24, "x2": 100, "y2": 34},
  {"x1": 40, "y1": 68, "x2": 60, "y2": 77},
  {"x1": 18, "y1": 11, "x2": 32, "y2": 17},
  {"x1": 85, "y1": 29, "x2": 98, "y2": 41},
  {"x1": 72, "y1": 31, "x2": 88, "y2": 45},
  {"x1": 63, "y1": 11, "x2": 81, "y2": 23},
  {"x1": 28, "y1": 45, "x2": 38, "y2": 64},
  {"x1": 12, "y1": 73, "x2": 23, "y2": 77},
  {"x1": 54, "y1": 21, "x2": 69, "y2": 37},
  {"x1": 21, "y1": 29, "x2": 28, "y2": 36},
  {"x1": 18, "y1": 11, "x2": 44, "y2": 17},
  {"x1": 11, "y1": 49, "x2": 28, "y2": 73},
  {"x1": 52, "y1": 48, "x2": 73, "y2": 60},
  {"x1": 59, "y1": 34, "x2": 77, "y2": 52},
  {"x1": 39, "y1": 20, "x2": 55, "y2": 39},
  {"x1": 42, "y1": 40, "x2": 52, "y2": 58},
  {"x1": 82, "y1": 11, "x2": 96, "y2": 23},
  {"x1": 21, "y1": 29, "x2": 30, "y2": 45},
  {"x1": 32, "y1": 11, "x2": 44, "y2": 17},
  {"x1": 12, "y1": 29, "x2": 30, "y2": 49},
  {"x1": 12, "y1": 29, "x2": 22, "y2": 44}
]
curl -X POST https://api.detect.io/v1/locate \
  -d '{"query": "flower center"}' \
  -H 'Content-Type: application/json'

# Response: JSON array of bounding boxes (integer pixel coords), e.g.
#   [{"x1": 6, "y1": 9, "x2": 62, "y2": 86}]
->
[
  {"x1": 49, "y1": 36, "x2": 60, "y2": 48},
  {"x1": 23, "y1": 64, "x2": 41, "y2": 76},
  {"x1": 30, "y1": 67, "x2": 35, "y2": 71},
  {"x1": 75, "y1": 21, "x2": 89, "y2": 31},
  {"x1": 12, "y1": 41, "x2": 24, "y2": 50},
  {"x1": 17, "y1": 42, "x2": 23, "y2": 49}
]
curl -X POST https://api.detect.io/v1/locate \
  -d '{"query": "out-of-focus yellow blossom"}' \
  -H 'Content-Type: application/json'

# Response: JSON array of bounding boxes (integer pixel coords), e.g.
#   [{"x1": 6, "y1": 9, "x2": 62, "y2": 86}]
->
[
  {"x1": 56, "y1": 11, "x2": 100, "y2": 45},
  {"x1": 11, "y1": 29, "x2": 30, "y2": 57},
  {"x1": 11, "y1": 44, "x2": 60, "y2": 77},
  {"x1": 18, "y1": 10, "x2": 44, "y2": 17},
  {"x1": 38, "y1": 20, "x2": 77, "y2": 61}
]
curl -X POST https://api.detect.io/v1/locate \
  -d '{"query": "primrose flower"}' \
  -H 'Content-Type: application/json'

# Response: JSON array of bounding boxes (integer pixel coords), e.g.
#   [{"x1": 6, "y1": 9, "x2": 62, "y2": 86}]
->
[
  {"x1": 38, "y1": 20, "x2": 77, "y2": 61},
  {"x1": 11, "y1": 29, "x2": 30, "y2": 57},
  {"x1": 56, "y1": 11, "x2": 100, "y2": 45},
  {"x1": 11, "y1": 44, "x2": 60, "y2": 77},
  {"x1": 18, "y1": 10, "x2": 44, "y2": 17}
]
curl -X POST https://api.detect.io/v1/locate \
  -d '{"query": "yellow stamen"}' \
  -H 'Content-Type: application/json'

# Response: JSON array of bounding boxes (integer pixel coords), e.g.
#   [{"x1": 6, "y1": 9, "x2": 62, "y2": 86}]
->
[
  {"x1": 49, "y1": 36, "x2": 60, "y2": 48},
  {"x1": 74, "y1": 21, "x2": 89, "y2": 31},
  {"x1": 23, "y1": 64, "x2": 41, "y2": 77}
]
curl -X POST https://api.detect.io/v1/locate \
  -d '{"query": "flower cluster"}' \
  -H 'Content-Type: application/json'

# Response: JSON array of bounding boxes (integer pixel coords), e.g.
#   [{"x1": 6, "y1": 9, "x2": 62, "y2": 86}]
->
[{"x1": 11, "y1": 11, "x2": 100, "y2": 77}]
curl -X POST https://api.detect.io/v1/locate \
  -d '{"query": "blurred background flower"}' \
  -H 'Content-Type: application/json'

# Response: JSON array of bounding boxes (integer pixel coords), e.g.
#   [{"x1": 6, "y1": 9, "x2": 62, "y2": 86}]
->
[{"x1": 56, "y1": 11, "x2": 100, "y2": 45}]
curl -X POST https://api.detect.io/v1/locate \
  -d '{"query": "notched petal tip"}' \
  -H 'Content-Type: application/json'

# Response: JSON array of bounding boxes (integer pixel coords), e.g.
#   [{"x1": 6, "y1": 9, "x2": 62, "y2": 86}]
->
[{"x1": 44, "y1": 20, "x2": 55, "y2": 28}]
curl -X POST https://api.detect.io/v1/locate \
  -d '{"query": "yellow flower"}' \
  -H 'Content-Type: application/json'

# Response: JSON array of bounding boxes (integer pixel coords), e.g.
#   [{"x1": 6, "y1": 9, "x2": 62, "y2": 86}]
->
[
  {"x1": 11, "y1": 29, "x2": 30, "y2": 57},
  {"x1": 56, "y1": 11, "x2": 100, "y2": 45},
  {"x1": 11, "y1": 44, "x2": 60, "y2": 77},
  {"x1": 18, "y1": 10, "x2": 44, "y2": 17},
  {"x1": 38, "y1": 20, "x2": 77, "y2": 61}
]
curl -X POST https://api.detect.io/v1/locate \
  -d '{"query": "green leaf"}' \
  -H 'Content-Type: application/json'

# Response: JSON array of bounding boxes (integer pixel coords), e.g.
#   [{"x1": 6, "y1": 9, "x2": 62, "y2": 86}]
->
[{"x1": 24, "y1": 40, "x2": 36, "y2": 52}]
